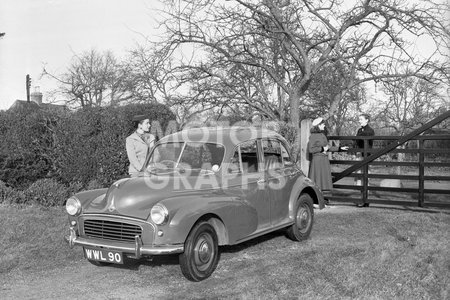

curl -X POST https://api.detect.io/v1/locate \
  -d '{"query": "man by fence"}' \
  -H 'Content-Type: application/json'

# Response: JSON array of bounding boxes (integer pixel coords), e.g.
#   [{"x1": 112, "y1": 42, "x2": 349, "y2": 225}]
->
[{"x1": 354, "y1": 113, "x2": 375, "y2": 207}]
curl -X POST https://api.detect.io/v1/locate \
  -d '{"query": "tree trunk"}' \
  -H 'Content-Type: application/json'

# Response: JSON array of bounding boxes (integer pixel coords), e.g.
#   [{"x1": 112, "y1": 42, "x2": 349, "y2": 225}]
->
[{"x1": 289, "y1": 93, "x2": 301, "y2": 161}]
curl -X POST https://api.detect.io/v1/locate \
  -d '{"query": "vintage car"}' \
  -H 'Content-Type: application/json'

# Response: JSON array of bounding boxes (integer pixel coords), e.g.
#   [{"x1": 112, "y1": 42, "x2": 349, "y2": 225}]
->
[{"x1": 65, "y1": 126, "x2": 324, "y2": 281}]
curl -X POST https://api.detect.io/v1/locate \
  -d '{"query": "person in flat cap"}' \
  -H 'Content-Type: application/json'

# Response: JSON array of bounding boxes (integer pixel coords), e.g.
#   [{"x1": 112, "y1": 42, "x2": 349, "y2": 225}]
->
[
  {"x1": 125, "y1": 115, "x2": 156, "y2": 177},
  {"x1": 308, "y1": 117, "x2": 348, "y2": 206}
]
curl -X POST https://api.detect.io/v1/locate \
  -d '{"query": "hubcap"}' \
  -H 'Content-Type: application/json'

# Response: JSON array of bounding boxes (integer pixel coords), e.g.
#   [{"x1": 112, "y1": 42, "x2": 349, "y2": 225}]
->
[
  {"x1": 194, "y1": 233, "x2": 214, "y2": 270},
  {"x1": 197, "y1": 240, "x2": 211, "y2": 263},
  {"x1": 297, "y1": 204, "x2": 311, "y2": 234}
]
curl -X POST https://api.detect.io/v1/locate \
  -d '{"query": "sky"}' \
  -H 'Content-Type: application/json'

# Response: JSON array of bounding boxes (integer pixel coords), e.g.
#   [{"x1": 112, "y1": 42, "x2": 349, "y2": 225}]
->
[
  {"x1": 0, "y1": 0, "x2": 445, "y2": 111},
  {"x1": 0, "y1": 0, "x2": 162, "y2": 110}
]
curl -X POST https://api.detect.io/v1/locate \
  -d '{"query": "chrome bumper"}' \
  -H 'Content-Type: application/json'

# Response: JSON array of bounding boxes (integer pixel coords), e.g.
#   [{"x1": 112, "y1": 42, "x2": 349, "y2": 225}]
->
[{"x1": 64, "y1": 227, "x2": 184, "y2": 258}]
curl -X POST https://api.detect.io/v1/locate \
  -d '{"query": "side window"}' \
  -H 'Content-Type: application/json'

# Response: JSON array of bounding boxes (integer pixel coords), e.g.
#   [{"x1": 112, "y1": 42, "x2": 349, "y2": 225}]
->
[
  {"x1": 239, "y1": 140, "x2": 259, "y2": 173},
  {"x1": 280, "y1": 142, "x2": 293, "y2": 166},
  {"x1": 262, "y1": 139, "x2": 283, "y2": 170}
]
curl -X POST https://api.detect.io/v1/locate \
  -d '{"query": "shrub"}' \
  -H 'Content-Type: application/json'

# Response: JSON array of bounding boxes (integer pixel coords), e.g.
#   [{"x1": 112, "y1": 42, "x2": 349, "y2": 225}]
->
[
  {"x1": 67, "y1": 181, "x2": 84, "y2": 195},
  {"x1": 277, "y1": 122, "x2": 297, "y2": 146},
  {"x1": 24, "y1": 179, "x2": 70, "y2": 207},
  {"x1": 0, "y1": 104, "x2": 176, "y2": 190},
  {"x1": 8, "y1": 190, "x2": 27, "y2": 205},
  {"x1": 0, "y1": 181, "x2": 26, "y2": 205},
  {"x1": 0, "y1": 181, "x2": 13, "y2": 204},
  {"x1": 53, "y1": 108, "x2": 100, "y2": 186},
  {"x1": 54, "y1": 104, "x2": 177, "y2": 187},
  {"x1": 0, "y1": 154, "x2": 53, "y2": 190},
  {"x1": 86, "y1": 179, "x2": 105, "y2": 190},
  {"x1": 0, "y1": 109, "x2": 59, "y2": 189}
]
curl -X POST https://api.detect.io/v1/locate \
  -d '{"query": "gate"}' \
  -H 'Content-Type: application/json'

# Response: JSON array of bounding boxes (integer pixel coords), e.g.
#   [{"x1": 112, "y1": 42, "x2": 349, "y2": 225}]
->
[{"x1": 321, "y1": 110, "x2": 450, "y2": 208}]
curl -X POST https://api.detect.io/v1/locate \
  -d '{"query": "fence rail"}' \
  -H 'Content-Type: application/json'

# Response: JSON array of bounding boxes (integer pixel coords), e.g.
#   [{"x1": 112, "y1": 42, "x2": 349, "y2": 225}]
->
[{"x1": 324, "y1": 111, "x2": 450, "y2": 208}]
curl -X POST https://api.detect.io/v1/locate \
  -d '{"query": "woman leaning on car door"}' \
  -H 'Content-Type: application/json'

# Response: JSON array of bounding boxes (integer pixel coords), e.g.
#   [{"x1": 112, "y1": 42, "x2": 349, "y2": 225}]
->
[{"x1": 126, "y1": 115, "x2": 156, "y2": 177}]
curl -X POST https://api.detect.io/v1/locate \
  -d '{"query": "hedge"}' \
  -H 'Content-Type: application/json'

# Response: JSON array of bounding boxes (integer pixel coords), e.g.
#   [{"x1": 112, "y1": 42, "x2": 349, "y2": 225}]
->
[
  {"x1": 0, "y1": 107, "x2": 57, "y2": 189},
  {"x1": 0, "y1": 103, "x2": 177, "y2": 191}
]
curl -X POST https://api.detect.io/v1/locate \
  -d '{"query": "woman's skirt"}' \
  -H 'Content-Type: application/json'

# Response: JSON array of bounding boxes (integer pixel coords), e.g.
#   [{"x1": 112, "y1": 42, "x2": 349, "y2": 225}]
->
[{"x1": 308, "y1": 154, "x2": 333, "y2": 191}]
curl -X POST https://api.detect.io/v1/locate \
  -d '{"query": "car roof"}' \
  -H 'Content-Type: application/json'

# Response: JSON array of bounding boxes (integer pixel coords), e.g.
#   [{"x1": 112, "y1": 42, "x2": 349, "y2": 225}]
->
[{"x1": 159, "y1": 126, "x2": 285, "y2": 146}]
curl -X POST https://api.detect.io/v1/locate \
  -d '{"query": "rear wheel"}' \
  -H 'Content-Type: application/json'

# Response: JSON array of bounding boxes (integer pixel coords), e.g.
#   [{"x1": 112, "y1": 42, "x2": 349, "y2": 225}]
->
[
  {"x1": 179, "y1": 221, "x2": 219, "y2": 281},
  {"x1": 287, "y1": 194, "x2": 314, "y2": 241}
]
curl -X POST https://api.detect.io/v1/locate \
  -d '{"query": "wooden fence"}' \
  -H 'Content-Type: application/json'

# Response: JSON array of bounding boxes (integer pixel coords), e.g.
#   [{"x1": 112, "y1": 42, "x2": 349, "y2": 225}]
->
[{"x1": 301, "y1": 110, "x2": 450, "y2": 208}]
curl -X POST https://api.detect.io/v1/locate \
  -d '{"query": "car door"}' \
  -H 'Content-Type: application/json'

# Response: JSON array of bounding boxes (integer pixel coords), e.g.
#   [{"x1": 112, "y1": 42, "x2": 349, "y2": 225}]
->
[
  {"x1": 223, "y1": 139, "x2": 271, "y2": 235},
  {"x1": 261, "y1": 138, "x2": 299, "y2": 226}
]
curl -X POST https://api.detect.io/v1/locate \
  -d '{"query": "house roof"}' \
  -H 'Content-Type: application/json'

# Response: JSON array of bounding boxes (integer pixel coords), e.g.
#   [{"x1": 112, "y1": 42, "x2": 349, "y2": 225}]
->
[
  {"x1": 9, "y1": 100, "x2": 40, "y2": 110},
  {"x1": 9, "y1": 100, "x2": 66, "y2": 111}
]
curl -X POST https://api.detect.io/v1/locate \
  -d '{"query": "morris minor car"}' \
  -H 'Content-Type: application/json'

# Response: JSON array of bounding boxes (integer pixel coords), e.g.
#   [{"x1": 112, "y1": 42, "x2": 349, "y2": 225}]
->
[{"x1": 65, "y1": 126, "x2": 324, "y2": 281}]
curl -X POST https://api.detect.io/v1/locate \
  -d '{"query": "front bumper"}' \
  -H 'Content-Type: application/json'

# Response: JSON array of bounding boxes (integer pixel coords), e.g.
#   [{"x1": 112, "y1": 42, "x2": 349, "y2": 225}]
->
[{"x1": 65, "y1": 227, "x2": 184, "y2": 258}]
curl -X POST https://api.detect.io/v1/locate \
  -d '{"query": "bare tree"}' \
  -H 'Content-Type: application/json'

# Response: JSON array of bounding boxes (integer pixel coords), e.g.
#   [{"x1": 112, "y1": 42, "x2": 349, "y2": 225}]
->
[
  {"x1": 376, "y1": 77, "x2": 448, "y2": 174},
  {"x1": 43, "y1": 49, "x2": 132, "y2": 107},
  {"x1": 380, "y1": 78, "x2": 447, "y2": 135},
  {"x1": 155, "y1": 0, "x2": 449, "y2": 156},
  {"x1": 125, "y1": 45, "x2": 166, "y2": 104},
  {"x1": 125, "y1": 44, "x2": 213, "y2": 124},
  {"x1": 126, "y1": 44, "x2": 257, "y2": 125},
  {"x1": 305, "y1": 63, "x2": 367, "y2": 135}
]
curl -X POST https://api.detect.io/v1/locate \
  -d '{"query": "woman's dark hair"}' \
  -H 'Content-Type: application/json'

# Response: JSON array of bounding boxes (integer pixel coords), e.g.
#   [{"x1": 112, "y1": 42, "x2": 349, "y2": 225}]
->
[
  {"x1": 310, "y1": 125, "x2": 328, "y2": 135},
  {"x1": 133, "y1": 119, "x2": 147, "y2": 129},
  {"x1": 310, "y1": 125, "x2": 321, "y2": 133}
]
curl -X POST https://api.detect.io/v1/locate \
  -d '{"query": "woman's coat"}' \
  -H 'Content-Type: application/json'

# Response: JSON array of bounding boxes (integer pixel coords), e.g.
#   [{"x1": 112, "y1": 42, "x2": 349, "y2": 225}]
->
[
  {"x1": 126, "y1": 132, "x2": 156, "y2": 176},
  {"x1": 307, "y1": 132, "x2": 339, "y2": 191}
]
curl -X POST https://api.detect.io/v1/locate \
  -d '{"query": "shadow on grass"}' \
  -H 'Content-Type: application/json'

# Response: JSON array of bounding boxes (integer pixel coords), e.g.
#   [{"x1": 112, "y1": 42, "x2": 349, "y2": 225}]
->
[
  {"x1": 89, "y1": 254, "x2": 179, "y2": 271},
  {"x1": 333, "y1": 185, "x2": 450, "y2": 214},
  {"x1": 360, "y1": 203, "x2": 450, "y2": 215},
  {"x1": 220, "y1": 229, "x2": 287, "y2": 254},
  {"x1": 96, "y1": 229, "x2": 288, "y2": 271}
]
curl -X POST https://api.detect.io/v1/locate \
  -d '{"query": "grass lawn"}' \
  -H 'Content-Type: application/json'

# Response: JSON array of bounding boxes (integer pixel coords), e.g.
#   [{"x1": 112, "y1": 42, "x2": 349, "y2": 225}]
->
[{"x1": 0, "y1": 204, "x2": 449, "y2": 299}]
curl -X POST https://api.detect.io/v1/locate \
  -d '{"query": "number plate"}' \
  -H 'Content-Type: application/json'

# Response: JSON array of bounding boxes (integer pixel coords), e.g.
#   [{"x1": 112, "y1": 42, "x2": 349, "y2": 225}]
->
[{"x1": 84, "y1": 247, "x2": 123, "y2": 264}]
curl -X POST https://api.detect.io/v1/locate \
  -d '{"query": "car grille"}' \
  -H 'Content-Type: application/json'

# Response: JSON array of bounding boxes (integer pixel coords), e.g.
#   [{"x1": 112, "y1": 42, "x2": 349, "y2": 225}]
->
[{"x1": 83, "y1": 219, "x2": 142, "y2": 242}]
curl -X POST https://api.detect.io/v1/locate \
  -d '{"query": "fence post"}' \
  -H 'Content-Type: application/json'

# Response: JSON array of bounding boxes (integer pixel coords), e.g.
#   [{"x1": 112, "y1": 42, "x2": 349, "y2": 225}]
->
[
  {"x1": 362, "y1": 139, "x2": 369, "y2": 205},
  {"x1": 418, "y1": 138, "x2": 425, "y2": 207},
  {"x1": 300, "y1": 119, "x2": 312, "y2": 176}
]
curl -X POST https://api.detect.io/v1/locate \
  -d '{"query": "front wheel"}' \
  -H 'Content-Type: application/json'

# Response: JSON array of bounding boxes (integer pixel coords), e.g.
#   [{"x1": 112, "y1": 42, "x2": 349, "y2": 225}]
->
[
  {"x1": 287, "y1": 194, "x2": 314, "y2": 241},
  {"x1": 179, "y1": 221, "x2": 220, "y2": 281}
]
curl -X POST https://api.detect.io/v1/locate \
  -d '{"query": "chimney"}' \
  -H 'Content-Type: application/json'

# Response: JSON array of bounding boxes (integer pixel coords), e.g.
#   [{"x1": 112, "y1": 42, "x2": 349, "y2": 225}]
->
[{"x1": 30, "y1": 86, "x2": 43, "y2": 105}]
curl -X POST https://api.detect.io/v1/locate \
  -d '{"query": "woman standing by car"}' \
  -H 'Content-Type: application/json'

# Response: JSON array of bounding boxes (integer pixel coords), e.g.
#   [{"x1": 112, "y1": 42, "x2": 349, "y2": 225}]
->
[
  {"x1": 126, "y1": 115, "x2": 156, "y2": 177},
  {"x1": 308, "y1": 117, "x2": 348, "y2": 205}
]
